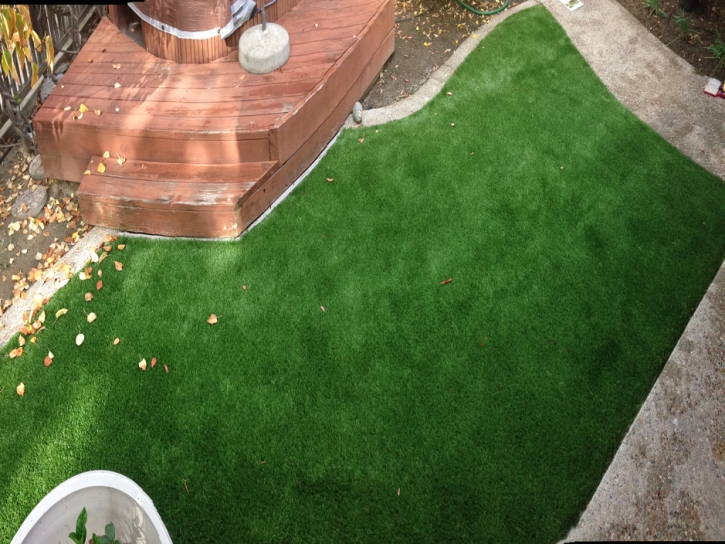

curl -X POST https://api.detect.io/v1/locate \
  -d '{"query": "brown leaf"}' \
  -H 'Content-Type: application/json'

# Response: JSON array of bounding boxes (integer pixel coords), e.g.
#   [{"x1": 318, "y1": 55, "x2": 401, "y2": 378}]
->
[
  {"x1": 44, "y1": 356, "x2": 52, "y2": 367},
  {"x1": 94, "y1": 109, "x2": 102, "y2": 116},
  {"x1": 207, "y1": 314, "x2": 218, "y2": 324},
  {"x1": 87, "y1": 58, "x2": 93, "y2": 63},
  {"x1": 85, "y1": 292, "x2": 93, "y2": 301},
  {"x1": 96, "y1": 280, "x2": 103, "y2": 291},
  {"x1": 117, "y1": 244, "x2": 125, "y2": 250},
  {"x1": 113, "y1": 337, "x2": 120, "y2": 345},
  {"x1": 151, "y1": 357, "x2": 157, "y2": 368},
  {"x1": 164, "y1": 364, "x2": 169, "y2": 374},
  {"x1": 16, "y1": 382, "x2": 25, "y2": 396},
  {"x1": 9, "y1": 347, "x2": 23, "y2": 359},
  {"x1": 103, "y1": 245, "x2": 112, "y2": 252},
  {"x1": 114, "y1": 261, "x2": 123, "y2": 271},
  {"x1": 441, "y1": 278, "x2": 452, "y2": 285}
]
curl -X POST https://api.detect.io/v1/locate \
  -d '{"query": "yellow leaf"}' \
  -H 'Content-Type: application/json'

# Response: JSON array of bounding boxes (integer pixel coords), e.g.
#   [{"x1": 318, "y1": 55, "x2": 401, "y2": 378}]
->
[
  {"x1": 207, "y1": 314, "x2": 218, "y2": 324},
  {"x1": 83, "y1": 170, "x2": 91, "y2": 175},
  {"x1": 38, "y1": 311, "x2": 45, "y2": 323},
  {"x1": 113, "y1": 337, "x2": 120, "y2": 345},
  {"x1": 16, "y1": 382, "x2": 24, "y2": 396},
  {"x1": 97, "y1": 163, "x2": 106, "y2": 174},
  {"x1": 87, "y1": 312, "x2": 96, "y2": 323},
  {"x1": 78, "y1": 104, "x2": 88, "y2": 113},
  {"x1": 102, "y1": 150, "x2": 110, "y2": 159},
  {"x1": 18, "y1": 335, "x2": 25, "y2": 346},
  {"x1": 117, "y1": 244, "x2": 125, "y2": 250},
  {"x1": 55, "y1": 308, "x2": 68, "y2": 318}
]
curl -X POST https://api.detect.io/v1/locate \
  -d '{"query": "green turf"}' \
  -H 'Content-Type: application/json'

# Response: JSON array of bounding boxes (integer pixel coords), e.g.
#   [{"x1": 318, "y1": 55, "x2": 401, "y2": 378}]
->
[{"x1": 2, "y1": 6, "x2": 725, "y2": 542}]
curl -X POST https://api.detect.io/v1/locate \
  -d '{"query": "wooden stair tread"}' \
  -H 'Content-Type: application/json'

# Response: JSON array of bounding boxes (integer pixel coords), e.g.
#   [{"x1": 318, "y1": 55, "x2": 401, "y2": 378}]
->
[{"x1": 79, "y1": 157, "x2": 278, "y2": 211}]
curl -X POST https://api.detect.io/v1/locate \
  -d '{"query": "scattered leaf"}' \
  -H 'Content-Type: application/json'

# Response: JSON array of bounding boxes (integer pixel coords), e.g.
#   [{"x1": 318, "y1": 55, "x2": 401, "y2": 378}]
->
[
  {"x1": 94, "y1": 109, "x2": 102, "y2": 116},
  {"x1": 87, "y1": 58, "x2": 93, "y2": 63},
  {"x1": 30, "y1": 337, "x2": 37, "y2": 344},
  {"x1": 73, "y1": 112, "x2": 83, "y2": 120},
  {"x1": 96, "y1": 280, "x2": 103, "y2": 291},
  {"x1": 87, "y1": 312, "x2": 96, "y2": 323},
  {"x1": 117, "y1": 244, "x2": 125, "y2": 250},
  {"x1": 358, "y1": 135, "x2": 365, "y2": 143},
  {"x1": 79, "y1": 104, "x2": 89, "y2": 113},
  {"x1": 242, "y1": 285, "x2": 247, "y2": 290},
  {"x1": 450, "y1": 123, "x2": 455, "y2": 127},
  {"x1": 112, "y1": 63, "x2": 121, "y2": 69},
  {"x1": 38, "y1": 311, "x2": 45, "y2": 323},
  {"x1": 117, "y1": 155, "x2": 126, "y2": 165},
  {"x1": 114, "y1": 261, "x2": 123, "y2": 271},
  {"x1": 16, "y1": 382, "x2": 25, "y2": 396},
  {"x1": 164, "y1": 364, "x2": 169, "y2": 373},
  {"x1": 9, "y1": 347, "x2": 23, "y2": 359},
  {"x1": 63, "y1": 105, "x2": 72, "y2": 111},
  {"x1": 44, "y1": 355, "x2": 52, "y2": 366},
  {"x1": 207, "y1": 314, "x2": 218, "y2": 324},
  {"x1": 114, "y1": 82, "x2": 121, "y2": 88},
  {"x1": 76, "y1": 333, "x2": 84, "y2": 346},
  {"x1": 83, "y1": 169, "x2": 91, "y2": 175},
  {"x1": 85, "y1": 292, "x2": 93, "y2": 301},
  {"x1": 151, "y1": 357, "x2": 157, "y2": 368},
  {"x1": 139, "y1": 358, "x2": 147, "y2": 371},
  {"x1": 441, "y1": 278, "x2": 452, "y2": 285},
  {"x1": 90, "y1": 251, "x2": 99, "y2": 263},
  {"x1": 326, "y1": 177, "x2": 334, "y2": 183},
  {"x1": 97, "y1": 270, "x2": 102, "y2": 277},
  {"x1": 103, "y1": 245, "x2": 113, "y2": 252},
  {"x1": 447, "y1": 92, "x2": 452, "y2": 96},
  {"x1": 102, "y1": 150, "x2": 110, "y2": 159},
  {"x1": 18, "y1": 335, "x2": 25, "y2": 346},
  {"x1": 320, "y1": 305, "x2": 325, "y2": 312},
  {"x1": 113, "y1": 337, "x2": 120, "y2": 345},
  {"x1": 56, "y1": 308, "x2": 68, "y2": 318},
  {"x1": 97, "y1": 162, "x2": 106, "y2": 174}
]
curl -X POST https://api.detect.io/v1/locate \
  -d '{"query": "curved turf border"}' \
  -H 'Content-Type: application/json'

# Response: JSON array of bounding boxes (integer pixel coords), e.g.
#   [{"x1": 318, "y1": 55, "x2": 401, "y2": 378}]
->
[{"x1": 2, "y1": 7, "x2": 725, "y2": 542}]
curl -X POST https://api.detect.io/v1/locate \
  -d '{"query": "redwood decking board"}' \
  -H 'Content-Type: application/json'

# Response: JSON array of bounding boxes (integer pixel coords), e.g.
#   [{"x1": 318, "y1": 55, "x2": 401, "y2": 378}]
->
[
  {"x1": 240, "y1": 25, "x2": 394, "y2": 228},
  {"x1": 37, "y1": 0, "x2": 394, "y2": 237}
]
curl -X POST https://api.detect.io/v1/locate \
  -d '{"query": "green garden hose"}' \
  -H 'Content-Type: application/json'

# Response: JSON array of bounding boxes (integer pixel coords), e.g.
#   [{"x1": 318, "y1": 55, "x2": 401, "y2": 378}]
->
[{"x1": 455, "y1": 0, "x2": 510, "y2": 16}]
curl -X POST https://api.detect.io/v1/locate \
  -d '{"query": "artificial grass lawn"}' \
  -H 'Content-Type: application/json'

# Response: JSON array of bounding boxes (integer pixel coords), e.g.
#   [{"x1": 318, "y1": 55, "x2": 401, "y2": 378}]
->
[{"x1": 2, "y1": 6, "x2": 725, "y2": 542}]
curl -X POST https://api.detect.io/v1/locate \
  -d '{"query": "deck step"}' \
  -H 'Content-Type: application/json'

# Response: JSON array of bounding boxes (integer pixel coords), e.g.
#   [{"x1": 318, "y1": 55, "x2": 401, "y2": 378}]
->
[{"x1": 78, "y1": 157, "x2": 278, "y2": 237}]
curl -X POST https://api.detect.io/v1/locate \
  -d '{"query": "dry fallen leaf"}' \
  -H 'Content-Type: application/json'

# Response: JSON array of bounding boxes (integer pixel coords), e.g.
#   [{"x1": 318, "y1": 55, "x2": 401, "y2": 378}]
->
[
  {"x1": 139, "y1": 358, "x2": 147, "y2": 371},
  {"x1": 117, "y1": 244, "x2": 125, "y2": 250},
  {"x1": 164, "y1": 364, "x2": 169, "y2": 374},
  {"x1": 39, "y1": 311, "x2": 45, "y2": 323},
  {"x1": 97, "y1": 162, "x2": 106, "y2": 174},
  {"x1": 114, "y1": 82, "x2": 121, "y2": 88},
  {"x1": 94, "y1": 109, "x2": 102, "y2": 116},
  {"x1": 85, "y1": 292, "x2": 93, "y2": 301},
  {"x1": 44, "y1": 355, "x2": 52, "y2": 367},
  {"x1": 83, "y1": 170, "x2": 91, "y2": 175},
  {"x1": 73, "y1": 112, "x2": 83, "y2": 120},
  {"x1": 96, "y1": 280, "x2": 103, "y2": 291},
  {"x1": 320, "y1": 305, "x2": 325, "y2": 312},
  {"x1": 18, "y1": 335, "x2": 25, "y2": 347},
  {"x1": 9, "y1": 347, "x2": 23, "y2": 359},
  {"x1": 76, "y1": 333, "x2": 84, "y2": 346},
  {"x1": 441, "y1": 278, "x2": 452, "y2": 285},
  {"x1": 326, "y1": 178, "x2": 334, "y2": 183},
  {"x1": 87, "y1": 312, "x2": 97, "y2": 323},
  {"x1": 79, "y1": 104, "x2": 89, "y2": 113},
  {"x1": 242, "y1": 285, "x2": 247, "y2": 290},
  {"x1": 358, "y1": 135, "x2": 365, "y2": 143},
  {"x1": 113, "y1": 337, "x2": 120, "y2": 345},
  {"x1": 114, "y1": 261, "x2": 123, "y2": 271},
  {"x1": 87, "y1": 58, "x2": 93, "y2": 63},
  {"x1": 56, "y1": 308, "x2": 69, "y2": 318},
  {"x1": 151, "y1": 357, "x2": 157, "y2": 368},
  {"x1": 16, "y1": 382, "x2": 25, "y2": 396},
  {"x1": 103, "y1": 245, "x2": 113, "y2": 252},
  {"x1": 117, "y1": 155, "x2": 126, "y2": 165},
  {"x1": 102, "y1": 150, "x2": 111, "y2": 159},
  {"x1": 207, "y1": 314, "x2": 218, "y2": 324},
  {"x1": 97, "y1": 270, "x2": 102, "y2": 277},
  {"x1": 90, "y1": 251, "x2": 99, "y2": 263},
  {"x1": 112, "y1": 63, "x2": 121, "y2": 69},
  {"x1": 63, "y1": 105, "x2": 72, "y2": 111}
]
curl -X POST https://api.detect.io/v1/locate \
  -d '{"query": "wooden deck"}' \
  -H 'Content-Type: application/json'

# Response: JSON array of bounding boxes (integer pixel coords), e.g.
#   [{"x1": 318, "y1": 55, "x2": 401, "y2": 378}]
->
[{"x1": 35, "y1": 0, "x2": 394, "y2": 237}]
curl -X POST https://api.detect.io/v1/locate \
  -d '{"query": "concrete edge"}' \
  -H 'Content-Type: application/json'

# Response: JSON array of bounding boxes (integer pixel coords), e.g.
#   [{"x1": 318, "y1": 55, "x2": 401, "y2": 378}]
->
[{"x1": 344, "y1": 0, "x2": 538, "y2": 129}]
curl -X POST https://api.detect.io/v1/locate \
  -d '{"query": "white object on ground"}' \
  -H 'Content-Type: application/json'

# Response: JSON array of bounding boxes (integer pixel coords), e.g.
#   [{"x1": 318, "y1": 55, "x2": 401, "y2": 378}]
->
[
  {"x1": 10, "y1": 470, "x2": 172, "y2": 544},
  {"x1": 238, "y1": 23, "x2": 290, "y2": 74},
  {"x1": 559, "y1": 0, "x2": 584, "y2": 11}
]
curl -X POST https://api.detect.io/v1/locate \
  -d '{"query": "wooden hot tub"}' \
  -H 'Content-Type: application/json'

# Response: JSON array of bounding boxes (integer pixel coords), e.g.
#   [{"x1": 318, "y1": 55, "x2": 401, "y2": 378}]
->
[{"x1": 120, "y1": 0, "x2": 301, "y2": 63}]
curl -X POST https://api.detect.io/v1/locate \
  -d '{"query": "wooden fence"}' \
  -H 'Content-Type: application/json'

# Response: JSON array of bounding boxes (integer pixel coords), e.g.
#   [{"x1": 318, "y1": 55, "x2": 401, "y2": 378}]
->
[{"x1": 0, "y1": 5, "x2": 101, "y2": 124}]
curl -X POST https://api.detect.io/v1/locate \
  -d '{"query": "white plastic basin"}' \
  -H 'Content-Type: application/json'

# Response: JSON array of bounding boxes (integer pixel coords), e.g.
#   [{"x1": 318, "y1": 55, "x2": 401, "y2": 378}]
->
[{"x1": 11, "y1": 470, "x2": 172, "y2": 544}]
